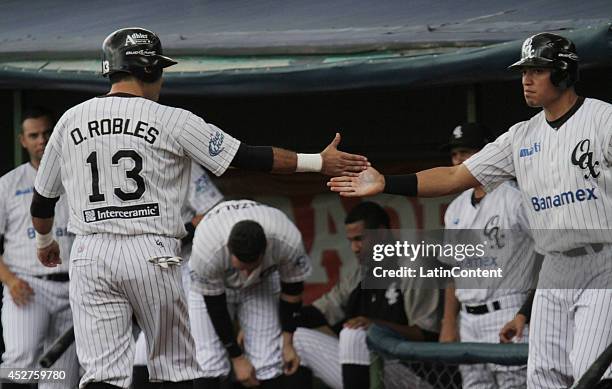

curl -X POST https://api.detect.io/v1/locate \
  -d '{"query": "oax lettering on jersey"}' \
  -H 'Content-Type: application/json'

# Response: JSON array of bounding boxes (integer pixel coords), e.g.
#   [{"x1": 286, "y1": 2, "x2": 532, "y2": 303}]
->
[
  {"x1": 531, "y1": 187, "x2": 597, "y2": 212},
  {"x1": 70, "y1": 118, "x2": 159, "y2": 146}
]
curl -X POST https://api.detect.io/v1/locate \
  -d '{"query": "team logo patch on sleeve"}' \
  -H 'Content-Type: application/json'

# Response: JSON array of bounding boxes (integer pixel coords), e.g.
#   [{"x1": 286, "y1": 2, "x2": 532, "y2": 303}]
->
[{"x1": 208, "y1": 131, "x2": 225, "y2": 156}]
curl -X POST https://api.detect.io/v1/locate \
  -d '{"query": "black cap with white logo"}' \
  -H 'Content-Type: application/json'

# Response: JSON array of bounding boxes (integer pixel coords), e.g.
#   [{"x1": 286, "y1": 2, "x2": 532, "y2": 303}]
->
[{"x1": 440, "y1": 123, "x2": 490, "y2": 152}]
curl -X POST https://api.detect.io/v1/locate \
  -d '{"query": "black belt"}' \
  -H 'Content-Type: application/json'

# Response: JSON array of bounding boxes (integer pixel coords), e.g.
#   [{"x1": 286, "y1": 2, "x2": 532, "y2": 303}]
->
[
  {"x1": 463, "y1": 300, "x2": 501, "y2": 315},
  {"x1": 35, "y1": 273, "x2": 69, "y2": 282},
  {"x1": 562, "y1": 243, "x2": 604, "y2": 257}
]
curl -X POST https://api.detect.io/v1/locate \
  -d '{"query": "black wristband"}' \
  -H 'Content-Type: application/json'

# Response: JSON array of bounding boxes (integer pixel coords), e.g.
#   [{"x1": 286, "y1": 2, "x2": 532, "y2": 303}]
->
[
  {"x1": 518, "y1": 289, "x2": 536, "y2": 324},
  {"x1": 204, "y1": 294, "x2": 243, "y2": 358},
  {"x1": 279, "y1": 299, "x2": 302, "y2": 333},
  {"x1": 231, "y1": 143, "x2": 274, "y2": 172},
  {"x1": 181, "y1": 221, "x2": 196, "y2": 246},
  {"x1": 383, "y1": 174, "x2": 418, "y2": 197},
  {"x1": 297, "y1": 305, "x2": 328, "y2": 329},
  {"x1": 30, "y1": 190, "x2": 60, "y2": 218}
]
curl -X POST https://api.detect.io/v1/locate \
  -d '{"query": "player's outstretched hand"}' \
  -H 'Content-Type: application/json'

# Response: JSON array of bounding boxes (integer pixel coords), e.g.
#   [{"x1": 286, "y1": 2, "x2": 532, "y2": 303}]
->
[
  {"x1": 320, "y1": 133, "x2": 369, "y2": 176},
  {"x1": 231, "y1": 355, "x2": 259, "y2": 387},
  {"x1": 344, "y1": 316, "x2": 372, "y2": 329},
  {"x1": 37, "y1": 240, "x2": 62, "y2": 268},
  {"x1": 282, "y1": 343, "x2": 300, "y2": 375},
  {"x1": 499, "y1": 314, "x2": 527, "y2": 343},
  {"x1": 7, "y1": 276, "x2": 34, "y2": 306},
  {"x1": 328, "y1": 166, "x2": 385, "y2": 197}
]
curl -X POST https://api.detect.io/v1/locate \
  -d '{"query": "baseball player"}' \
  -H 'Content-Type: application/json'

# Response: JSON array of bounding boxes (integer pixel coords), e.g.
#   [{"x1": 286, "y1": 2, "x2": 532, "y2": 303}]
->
[
  {"x1": 0, "y1": 107, "x2": 80, "y2": 388},
  {"x1": 29, "y1": 27, "x2": 367, "y2": 389},
  {"x1": 132, "y1": 161, "x2": 223, "y2": 378},
  {"x1": 188, "y1": 199, "x2": 312, "y2": 388},
  {"x1": 438, "y1": 123, "x2": 538, "y2": 388},
  {"x1": 291, "y1": 201, "x2": 442, "y2": 389},
  {"x1": 329, "y1": 32, "x2": 612, "y2": 388}
]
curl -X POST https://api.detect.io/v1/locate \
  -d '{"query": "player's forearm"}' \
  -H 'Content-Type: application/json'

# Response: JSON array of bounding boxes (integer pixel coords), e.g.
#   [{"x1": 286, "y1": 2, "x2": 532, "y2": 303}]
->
[
  {"x1": 204, "y1": 294, "x2": 243, "y2": 358},
  {"x1": 32, "y1": 217, "x2": 54, "y2": 234},
  {"x1": 384, "y1": 165, "x2": 480, "y2": 198},
  {"x1": 280, "y1": 283, "x2": 303, "y2": 334},
  {"x1": 0, "y1": 256, "x2": 17, "y2": 285},
  {"x1": 441, "y1": 284, "x2": 460, "y2": 326}
]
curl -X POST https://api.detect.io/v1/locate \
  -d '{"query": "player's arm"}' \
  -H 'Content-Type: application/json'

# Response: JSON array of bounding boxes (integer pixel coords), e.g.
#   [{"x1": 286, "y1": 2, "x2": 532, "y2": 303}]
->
[
  {"x1": 204, "y1": 292, "x2": 259, "y2": 386},
  {"x1": 328, "y1": 164, "x2": 480, "y2": 198},
  {"x1": 279, "y1": 281, "x2": 303, "y2": 375},
  {"x1": 0, "y1": 238, "x2": 33, "y2": 306},
  {"x1": 500, "y1": 289, "x2": 535, "y2": 343},
  {"x1": 231, "y1": 133, "x2": 368, "y2": 176},
  {"x1": 439, "y1": 283, "x2": 460, "y2": 342},
  {"x1": 30, "y1": 190, "x2": 62, "y2": 267}
]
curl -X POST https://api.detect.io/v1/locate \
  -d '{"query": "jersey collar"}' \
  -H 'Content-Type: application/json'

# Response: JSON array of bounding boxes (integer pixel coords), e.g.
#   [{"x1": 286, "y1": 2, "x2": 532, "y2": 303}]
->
[{"x1": 546, "y1": 96, "x2": 585, "y2": 130}]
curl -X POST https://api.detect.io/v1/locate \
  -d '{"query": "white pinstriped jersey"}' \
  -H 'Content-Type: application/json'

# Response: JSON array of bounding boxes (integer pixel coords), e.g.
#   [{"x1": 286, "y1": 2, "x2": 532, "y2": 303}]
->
[
  {"x1": 190, "y1": 200, "x2": 312, "y2": 296},
  {"x1": 443, "y1": 182, "x2": 537, "y2": 304},
  {"x1": 465, "y1": 98, "x2": 612, "y2": 253},
  {"x1": 0, "y1": 163, "x2": 72, "y2": 276},
  {"x1": 181, "y1": 161, "x2": 223, "y2": 224},
  {"x1": 34, "y1": 94, "x2": 240, "y2": 238}
]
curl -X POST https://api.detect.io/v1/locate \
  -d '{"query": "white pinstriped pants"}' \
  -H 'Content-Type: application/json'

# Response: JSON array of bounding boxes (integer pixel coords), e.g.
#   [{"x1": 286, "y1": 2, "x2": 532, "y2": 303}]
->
[
  {"x1": 0, "y1": 274, "x2": 80, "y2": 388},
  {"x1": 188, "y1": 277, "x2": 284, "y2": 380},
  {"x1": 528, "y1": 252, "x2": 612, "y2": 389},
  {"x1": 69, "y1": 234, "x2": 203, "y2": 388},
  {"x1": 458, "y1": 304, "x2": 527, "y2": 389},
  {"x1": 293, "y1": 327, "x2": 432, "y2": 389}
]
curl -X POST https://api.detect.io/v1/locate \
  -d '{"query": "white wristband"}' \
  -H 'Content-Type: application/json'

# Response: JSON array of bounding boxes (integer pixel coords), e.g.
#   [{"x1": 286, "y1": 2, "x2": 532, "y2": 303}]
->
[
  {"x1": 35, "y1": 231, "x2": 54, "y2": 249},
  {"x1": 296, "y1": 153, "x2": 323, "y2": 172}
]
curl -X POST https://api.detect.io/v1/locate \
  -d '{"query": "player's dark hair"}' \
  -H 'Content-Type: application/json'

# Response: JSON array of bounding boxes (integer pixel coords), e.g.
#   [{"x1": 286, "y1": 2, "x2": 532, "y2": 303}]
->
[
  {"x1": 22, "y1": 106, "x2": 54, "y2": 126},
  {"x1": 228, "y1": 220, "x2": 267, "y2": 264},
  {"x1": 109, "y1": 67, "x2": 163, "y2": 85},
  {"x1": 344, "y1": 201, "x2": 390, "y2": 229}
]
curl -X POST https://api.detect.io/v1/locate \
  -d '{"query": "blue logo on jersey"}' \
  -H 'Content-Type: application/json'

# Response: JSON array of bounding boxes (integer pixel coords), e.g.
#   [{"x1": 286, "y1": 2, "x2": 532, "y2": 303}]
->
[
  {"x1": 27, "y1": 227, "x2": 35, "y2": 239},
  {"x1": 15, "y1": 187, "x2": 34, "y2": 196},
  {"x1": 531, "y1": 187, "x2": 597, "y2": 212},
  {"x1": 209, "y1": 131, "x2": 225, "y2": 157},
  {"x1": 195, "y1": 174, "x2": 211, "y2": 193},
  {"x1": 452, "y1": 218, "x2": 460, "y2": 225},
  {"x1": 519, "y1": 142, "x2": 541, "y2": 158}
]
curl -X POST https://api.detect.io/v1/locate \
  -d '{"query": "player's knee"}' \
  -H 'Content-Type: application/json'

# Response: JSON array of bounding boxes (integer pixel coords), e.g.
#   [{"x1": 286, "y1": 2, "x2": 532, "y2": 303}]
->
[{"x1": 339, "y1": 327, "x2": 367, "y2": 347}]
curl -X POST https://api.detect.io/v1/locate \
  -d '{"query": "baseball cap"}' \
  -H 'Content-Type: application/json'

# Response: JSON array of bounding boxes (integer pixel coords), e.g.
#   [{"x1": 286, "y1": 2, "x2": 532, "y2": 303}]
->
[{"x1": 440, "y1": 123, "x2": 490, "y2": 152}]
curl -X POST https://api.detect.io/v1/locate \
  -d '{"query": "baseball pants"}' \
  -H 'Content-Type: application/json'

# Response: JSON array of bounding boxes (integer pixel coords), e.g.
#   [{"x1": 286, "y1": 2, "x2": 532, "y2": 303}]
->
[
  {"x1": 0, "y1": 274, "x2": 80, "y2": 388},
  {"x1": 528, "y1": 249, "x2": 612, "y2": 388},
  {"x1": 458, "y1": 295, "x2": 527, "y2": 389},
  {"x1": 188, "y1": 277, "x2": 284, "y2": 380},
  {"x1": 69, "y1": 234, "x2": 203, "y2": 388},
  {"x1": 293, "y1": 327, "x2": 433, "y2": 389}
]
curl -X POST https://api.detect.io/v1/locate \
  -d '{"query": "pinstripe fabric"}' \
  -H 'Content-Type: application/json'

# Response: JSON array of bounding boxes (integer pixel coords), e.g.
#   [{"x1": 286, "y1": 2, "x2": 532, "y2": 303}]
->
[
  {"x1": 461, "y1": 97, "x2": 612, "y2": 388},
  {"x1": 188, "y1": 278, "x2": 284, "y2": 380},
  {"x1": 459, "y1": 307, "x2": 528, "y2": 388},
  {"x1": 1, "y1": 275, "x2": 80, "y2": 388},
  {"x1": 0, "y1": 163, "x2": 72, "y2": 275},
  {"x1": 188, "y1": 200, "x2": 311, "y2": 380},
  {"x1": 70, "y1": 234, "x2": 202, "y2": 388},
  {"x1": 0, "y1": 163, "x2": 79, "y2": 387},
  {"x1": 134, "y1": 162, "x2": 223, "y2": 366},
  {"x1": 34, "y1": 96, "x2": 239, "y2": 238},
  {"x1": 528, "y1": 251, "x2": 612, "y2": 389},
  {"x1": 190, "y1": 200, "x2": 312, "y2": 297},
  {"x1": 293, "y1": 327, "x2": 430, "y2": 389}
]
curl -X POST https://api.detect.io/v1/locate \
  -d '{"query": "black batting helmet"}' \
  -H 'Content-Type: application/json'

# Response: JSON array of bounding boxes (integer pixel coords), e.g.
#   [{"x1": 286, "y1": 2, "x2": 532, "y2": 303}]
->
[
  {"x1": 101, "y1": 27, "x2": 177, "y2": 78},
  {"x1": 508, "y1": 32, "x2": 579, "y2": 89}
]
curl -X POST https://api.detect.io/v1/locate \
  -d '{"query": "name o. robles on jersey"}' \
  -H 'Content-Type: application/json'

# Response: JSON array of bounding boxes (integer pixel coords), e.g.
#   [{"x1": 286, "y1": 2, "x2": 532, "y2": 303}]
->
[{"x1": 69, "y1": 118, "x2": 159, "y2": 146}]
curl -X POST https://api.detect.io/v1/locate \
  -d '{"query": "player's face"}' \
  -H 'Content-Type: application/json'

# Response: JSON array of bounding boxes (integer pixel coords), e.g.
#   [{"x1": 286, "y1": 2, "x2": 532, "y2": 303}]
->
[
  {"x1": 521, "y1": 67, "x2": 561, "y2": 108},
  {"x1": 345, "y1": 221, "x2": 366, "y2": 257},
  {"x1": 231, "y1": 254, "x2": 263, "y2": 277},
  {"x1": 450, "y1": 147, "x2": 478, "y2": 166},
  {"x1": 20, "y1": 116, "x2": 51, "y2": 163}
]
